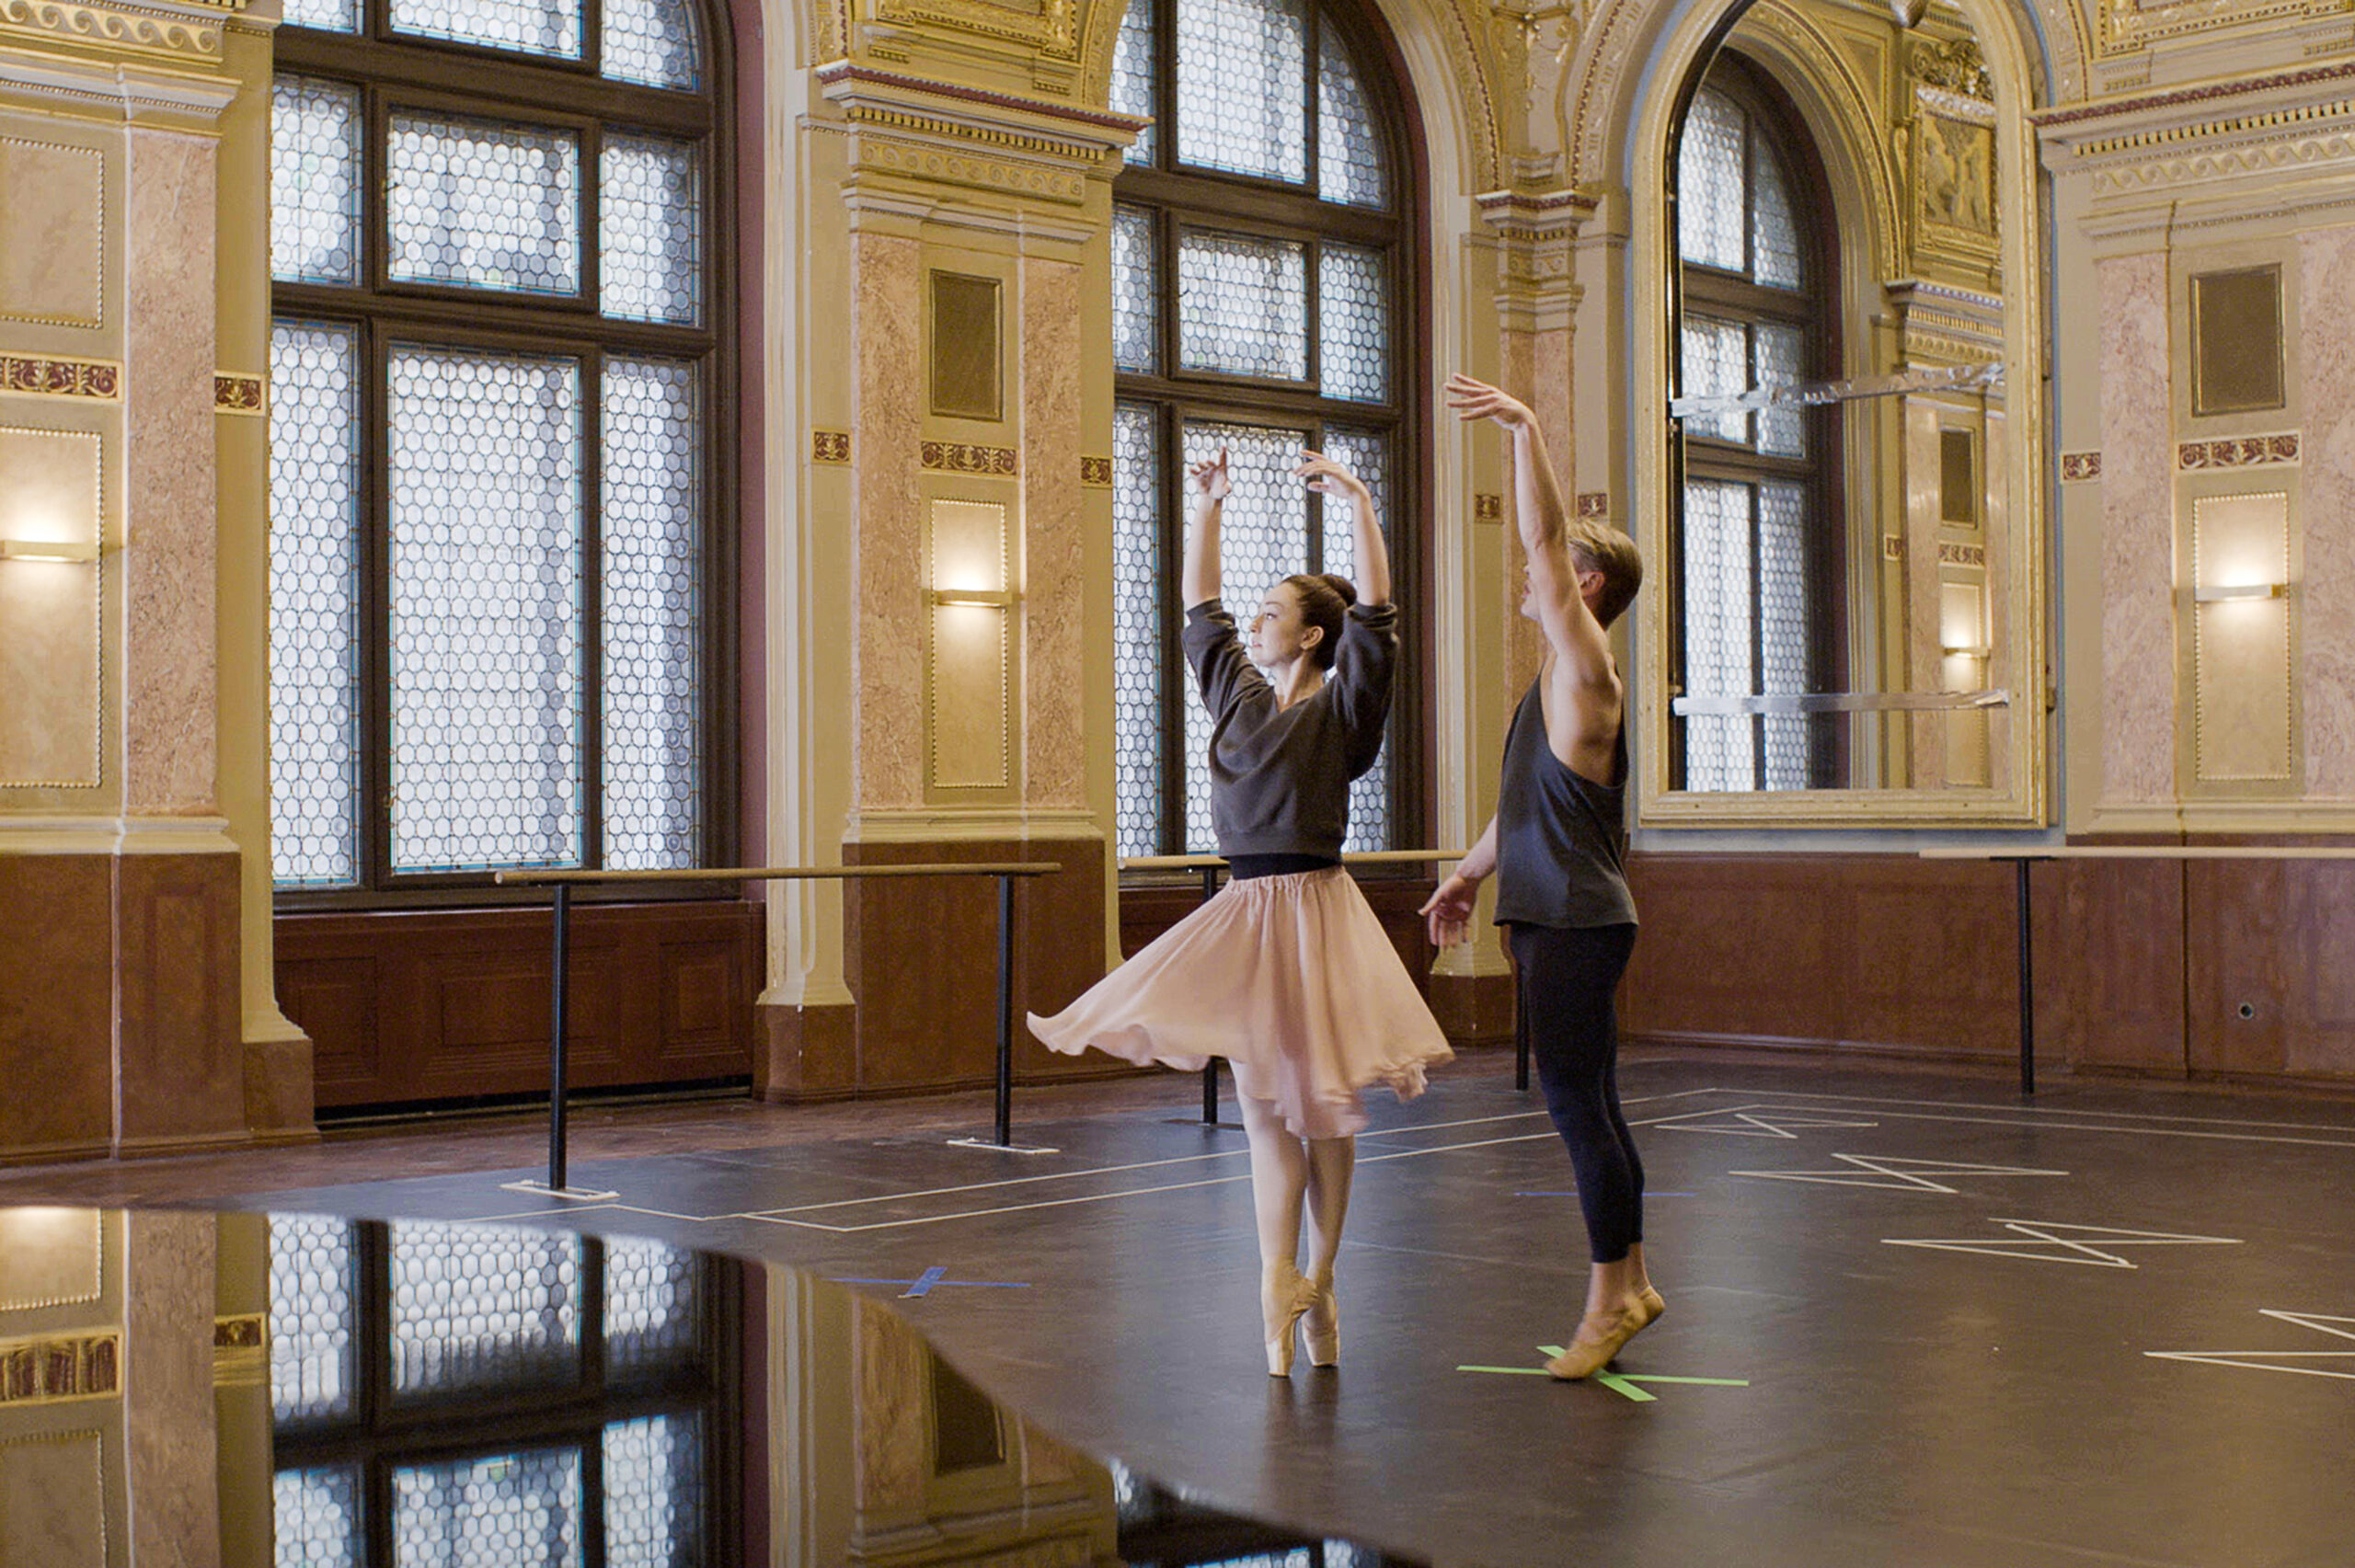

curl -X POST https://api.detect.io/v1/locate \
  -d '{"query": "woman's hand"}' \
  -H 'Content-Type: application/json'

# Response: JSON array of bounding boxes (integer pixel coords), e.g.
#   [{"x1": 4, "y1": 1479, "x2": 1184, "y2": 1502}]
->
[
  {"x1": 1444, "y1": 372, "x2": 1534, "y2": 431},
  {"x1": 1292, "y1": 450, "x2": 1369, "y2": 503},
  {"x1": 1419, "y1": 871, "x2": 1482, "y2": 948},
  {"x1": 1188, "y1": 446, "x2": 1231, "y2": 503}
]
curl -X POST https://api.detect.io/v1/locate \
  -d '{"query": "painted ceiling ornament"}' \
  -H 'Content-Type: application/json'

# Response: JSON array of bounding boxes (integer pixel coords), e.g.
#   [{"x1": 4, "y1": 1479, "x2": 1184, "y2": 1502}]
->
[
  {"x1": 1888, "y1": 0, "x2": 1930, "y2": 26},
  {"x1": 1909, "y1": 35, "x2": 1992, "y2": 100}
]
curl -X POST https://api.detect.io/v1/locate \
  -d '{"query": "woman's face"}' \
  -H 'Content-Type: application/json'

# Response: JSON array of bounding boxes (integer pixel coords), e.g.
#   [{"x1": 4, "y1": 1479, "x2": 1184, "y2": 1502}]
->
[{"x1": 1246, "y1": 582, "x2": 1318, "y2": 670}]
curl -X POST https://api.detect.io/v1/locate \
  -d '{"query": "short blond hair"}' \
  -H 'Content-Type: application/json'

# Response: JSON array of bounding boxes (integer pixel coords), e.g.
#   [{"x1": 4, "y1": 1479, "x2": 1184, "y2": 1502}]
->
[{"x1": 1567, "y1": 522, "x2": 1643, "y2": 628}]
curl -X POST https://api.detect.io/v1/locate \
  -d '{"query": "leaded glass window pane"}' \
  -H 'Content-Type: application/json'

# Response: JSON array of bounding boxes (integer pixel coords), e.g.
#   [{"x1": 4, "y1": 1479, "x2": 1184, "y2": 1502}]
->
[
  {"x1": 386, "y1": 348, "x2": 584, "y2": 874},
  {"x1": 1758, "y1": 480, "x2": 1809, "y2": 788},
  {"x1": 1755, "y1": 321, "x2": 1806, "y2": 457},
  {"x1": 274, "y1": 1467, "x2": 362, "y2": 1568},
  {"x1": 281, "y1": 0, "x2": 358, "y2": 32},
  {"x1": 603, "y1": 0, "x2": 701, "y2": 89},
  {"x1": 387, "y1": 112, "x2": 581, "y2": 297},
  {"x1": 1111, "y1": 0, "x2": 1158, "y2": 167},
  {"x1": 393, "y1": 1448, "x2": 583, "y2": 1568},
  {"x1": 269, "y1": 1214, "x2": 359, "y2": 1423},
  {"x1": 388, "y1": 1222, "x2": 582, "y2": 1396},
  {"x1": 1752, "y1": 138, "x2": 1802, "y2": 290},
  {"x1": 1112, "y1": 404, "x2": 1164, "y2": 861},
  {"x1": 388, "y1": 0, "x2": 582, "y2": 59},
  {"x1": 1178, "y1": 229, "x2": 1307, "y2": 380},
  {"x1": 1112, "y1": 205, "x2": 1159, "y2": 373},
  {"x1": 604, "y1": 1416, "x2": 704, "y2": 1568},
  {"x1": 272, "y1": 77, "x2": 362, "y2": 286},
  {"x1": 1316, "y1": 39, "x2": 1387, "y2": 209},
  {"x1": 1320, "y1": 424, "x2": 1390, "y2": 853},
  {"x1": 601, "y1": 135, "x2": 702, "y2": 325},
  {"x1": 270, "y1": 320, "x2": 364, "y2": 889},
  {"x1": 602, "y1": 358, "x2": 701, "y2": 872},
  {"x1": 1175, "y1": 0, "x2": 1307, "y2": 184},
  {"x1": 603, "y1": 1237, "x2": 704, "y2": 1379},
  {"x1": 1682, "y1": 479, "x2": 1754, "y2": 791},
  {"x1": 1318, "y1": 244, "x2": 1387, "y2": 403},
  {"x1": 1682, "y1": 316, "x2": 1748, "y2": 444},
  {"x1": 1678, "y1": 87, "x2": 1745, "y2": 273},
  {"x1": 1180, "y1": 420, "x2": 1310, "y2": 853}
]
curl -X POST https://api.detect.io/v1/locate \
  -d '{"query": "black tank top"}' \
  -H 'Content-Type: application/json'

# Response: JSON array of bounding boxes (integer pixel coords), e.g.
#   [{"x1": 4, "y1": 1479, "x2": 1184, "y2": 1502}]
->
[{"x1": 1492, "y1": 678, "x2": 1637, "y2": 930}]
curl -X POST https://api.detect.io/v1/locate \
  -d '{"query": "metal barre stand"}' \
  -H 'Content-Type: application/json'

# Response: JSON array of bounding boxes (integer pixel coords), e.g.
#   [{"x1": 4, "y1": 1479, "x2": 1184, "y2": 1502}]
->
[
  {"x1": 1118, "y1": 851, "x2": 1471, "y2": 1125},
  {"x1": 493, "y1": 859, "x2": 1067, "y2": 1197},
  {"x1": 1918, "y1": 844, "x2": 2355, "y2": 1099}
]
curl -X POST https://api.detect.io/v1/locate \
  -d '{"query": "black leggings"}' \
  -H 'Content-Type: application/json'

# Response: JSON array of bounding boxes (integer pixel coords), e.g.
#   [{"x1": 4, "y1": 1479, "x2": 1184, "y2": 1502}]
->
[{"x1": 1508, "y1": 922, "x2": 1642, "y2": 1265}]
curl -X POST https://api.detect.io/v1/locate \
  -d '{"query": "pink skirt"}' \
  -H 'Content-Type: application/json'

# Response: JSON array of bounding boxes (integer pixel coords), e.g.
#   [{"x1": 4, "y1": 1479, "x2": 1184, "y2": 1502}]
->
[{"x1": 1027, "y1": 866, "x2": 1454, "y2": 1139}]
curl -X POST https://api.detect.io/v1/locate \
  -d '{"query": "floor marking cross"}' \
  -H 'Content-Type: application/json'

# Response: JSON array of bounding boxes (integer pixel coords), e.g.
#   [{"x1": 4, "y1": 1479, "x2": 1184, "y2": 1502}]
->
[
  {"x1": 1457, "y1": 1347, "x2": 1750, "y2": 1402},
  {"x1": 2146, "y1": 1310, "x2": 2355, "y2": 1380},
  {"x1": 1730, "y1": 1154, "x2": 2069, "y2": 1193},
  {"x1": 1651, "y1": 1108, "x2": 1881, "y2": 1139},
  {"x1": 1883, "y1": 1219, "x2": 2243, "y2": 1268}
]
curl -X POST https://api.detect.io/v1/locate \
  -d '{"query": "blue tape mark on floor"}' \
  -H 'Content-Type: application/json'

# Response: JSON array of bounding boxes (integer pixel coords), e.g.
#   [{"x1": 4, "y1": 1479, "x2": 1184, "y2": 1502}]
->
[{"x1": 832, "y1": 1270, "x2": 1034, "y2": 1299}]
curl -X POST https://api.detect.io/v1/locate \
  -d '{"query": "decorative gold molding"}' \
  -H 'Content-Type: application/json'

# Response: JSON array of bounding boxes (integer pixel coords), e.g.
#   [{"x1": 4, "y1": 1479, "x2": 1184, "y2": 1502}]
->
[
  {"x1": 2179, "y1": 432, "x2": 2300, "y2": 469},
  {"x1": 921, "y1": 441, "x2": 1017, "y2": 475},
  {"x1": 812, "y1": 429, "x2": 851, "y2": 464},
  {"x1": 871, "y1": 0, "x2": 1079, "y2": 63},
  {"x1": 1574, "y1": 492, "x2": 1608, "y2": 520},
  {"x1": 0, "y1": 354, "x2": 120, "y2": 400},
  {"x1": 851, "y1": 132, "x2": 1090, "y2": 204},
  {"x1": 1475, "y1": 492, "x2": 1504, "y2": 522},
  {"x1": 2062, "y1": 451, "x2": 2103, "y2": 481},
  {"x1": 0, "y1": 0, "x2": 236, "y2": 61},
  {"x1": 1078, "y1": 454, "x2": 1111, "y2": 487},
  {"x1": 213, "y1": 372, "x2": 263, "y2": 416},
  {"x1": 1909, "y1": 36, "x2": 1992, "y2": 101},
  {"x1": 0, "y1": 1333, "x2": 120, "y2": 1405},
  {"x1": 2097, "y1": 0, "x2": 2349, "y2": 58},
  {"x1": 213, "y1": 1313, "x2": 265, "y2": 1387},
  {"x1": 1937, "y1": 542, "x2": 1988, "y2": 566}
]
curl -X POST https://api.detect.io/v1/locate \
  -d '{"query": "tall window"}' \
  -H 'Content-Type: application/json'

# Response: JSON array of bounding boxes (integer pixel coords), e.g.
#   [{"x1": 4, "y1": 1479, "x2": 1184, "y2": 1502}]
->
[
  {"x1": 268, "y1": 0, "x2": 727, "y2": 898},
  {"x1": 1672, "y1": 61, "x2": 1843, "y2": 792},
  {"x1": 1107, "y1": 0, "x2": 1418, "y2": 860}
]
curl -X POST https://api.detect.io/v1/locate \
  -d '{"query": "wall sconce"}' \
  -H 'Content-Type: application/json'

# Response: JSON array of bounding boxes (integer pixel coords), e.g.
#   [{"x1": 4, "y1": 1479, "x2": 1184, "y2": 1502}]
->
[
  {"x1": 925, "y1": 498, "x2": 1016, "y2": 794},
  {"x1": 2188, "y1": 490, "x2": 2293, "y2": 783},
  {"x1": 2191, "y1": 581, "x2": 2286, "y2": 602},
  {"x1": 0, "y1": 538, "x2": 101, "y2": 563}
]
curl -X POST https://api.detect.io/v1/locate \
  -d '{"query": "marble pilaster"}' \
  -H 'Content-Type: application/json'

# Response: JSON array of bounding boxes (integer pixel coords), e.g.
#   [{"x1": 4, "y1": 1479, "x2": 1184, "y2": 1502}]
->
[
  {"x1": 1021, "y1": 255, "x2": 1086, "y2": 809},
  {"x1": 853, "y1": 232, "x2": 925, "y2": 810},
  {"x1": 2096, "y1": 252, "x2": 2177, "y2": 803},
  {"x1": 2299, "y1": 223, "x2": 2355, "y2": 797}
]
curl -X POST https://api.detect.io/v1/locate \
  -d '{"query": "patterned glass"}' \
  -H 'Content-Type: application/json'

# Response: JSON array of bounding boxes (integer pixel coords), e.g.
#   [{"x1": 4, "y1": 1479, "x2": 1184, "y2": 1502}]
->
[
  {"x1": 1110, "y1": 0, "x2": 1157, "y2": 166},
  {"x1": 270, "y1": 320, "x2": 364, "y2": 889},
  {"x1": 271, "y1": 77, "x2": 362, "y2": 285},
  {"x1": 1178, "y1": 228, "x2": 1308, "y2": 380},
  {"x1": 1755, "y1": 321, "x2": 1806, "y2": 458},
  {"x1": 603, "y1": 1416, "x2": 704, "y2": 1568},
  {"x1": 1320, "y1": 424, "x2": 1390, "y2": 853},
  {"x1": 388, "y1": 1222, "x2": 583, "y2": 1396},
  {"x1": 1318, "y1": 244, "x2": 1388, "y2": 404},
  {"x1": 281, "y1": 0, "x2": 357, "y2": 31},
  {"x1": 1316, "y1": 39, "x2": 1387, "y2": 209},
  {"x1": 1180, "y1": 420, "x2": 1310, "y2": 853},
  {"x1": 1758, "y1": 480, "x2": 1809, "y2": 789},
  {"x1": 388, "y1": 112, "x2": 581, "y2": 297},
  {"x1": 274, "y1": 1468, "x2": 362, "y2": 1568},
  {"x1": 1175, "y1": 0, "x2": 1307, "y2": 184},
  {"x1": 1752, "y1": 135, "x2": 1802, "y2": 290},
  {"x1": 1681, "y1": 479, "x2": 1754, "y2": 791},
  {"x1": 1112, "y1": 404, "x2": 1165, "y2": 860},
  {"x1": 601, "y1": 135, "x2": 702, "y2": 325},
  {"x1": 603, "y1": 0, "x2": 701, "y2": 89},
  {"x1": 1681, "y1": 316, "x2": 1748, "y2": 444},
  {"x1": 1678, "y1": 87, "x2": 1745, "y2": 273},
  {"x1": 389, "y1": 0, "x2": 582, "y2": 59},
  {"x1": 269, "y1": 1214, "x2": 358, "y2": 1423},
  {"x1": 1112, "y1": 205, "x2": 1159, "y2": 374},
  {"x1": 602, "y1": 358, "x2": 702, "y2": 872},
  {"x1": 393, "y1": 1448, "x2": 583, "y2": 1568},
  {"x1": 604, "y1": 1237, "x2": 704, "y2": 1379},
  {"x1": 386, "y1": 348, "x2": 584, "y2": 874}
]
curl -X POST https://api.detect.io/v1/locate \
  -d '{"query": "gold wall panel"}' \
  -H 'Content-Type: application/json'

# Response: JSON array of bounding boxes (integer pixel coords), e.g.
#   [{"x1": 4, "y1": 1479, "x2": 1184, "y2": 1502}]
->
[
  {"x1": 0, "y1": 428, "x2": 104, "y2": 789},
  {"x1": 0, "y1": 139, "x2": 104, "y2": 329},
  {"x1": 0, "y1": 1209, "x2": 102, "y2": 1311},
  {"x1": 2190, "y1": 490, "x2": 2293, "y2": 784},
  {"x1": 925, "y1": 498, "x2": 1012, "y2": 792},
  {"x1": 929, "y1": 270, "x2": 1003, "y2": 422},
  {"x1": 2190, "y1": 266, "x2": 2285, "y2": 418},
  {"x1": 0, "y1": 1430, "x2": 107, "y2": 1565}
]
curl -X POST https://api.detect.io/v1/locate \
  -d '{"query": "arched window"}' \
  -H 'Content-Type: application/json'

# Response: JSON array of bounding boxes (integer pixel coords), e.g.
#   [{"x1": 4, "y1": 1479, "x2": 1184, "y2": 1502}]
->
[
  {"x1": 1106, "y1": 0, "x2": 1419, "y2": 859},
  {"x1": 267, "y1": 0, "x2": 728, "y2": 897},
  {"x1": 1671, "y1": 58, "x2": 1843, "y2": 793}
]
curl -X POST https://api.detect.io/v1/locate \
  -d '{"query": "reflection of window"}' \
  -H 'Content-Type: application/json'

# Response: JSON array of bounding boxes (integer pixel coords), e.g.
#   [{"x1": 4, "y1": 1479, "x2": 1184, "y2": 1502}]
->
[
  {"x1": 1673, "y1": 63, "x2": 1844, "y2": 792},
  {"x1": 269, "y1": 1219, "x2": 727, "y2": 1567},
  {"x1": 267, "y1": 0, "x2": 724, "y2": 898},
  {"x1": 1107, "y1": 0, "x2": 1418, "y2": 859}
]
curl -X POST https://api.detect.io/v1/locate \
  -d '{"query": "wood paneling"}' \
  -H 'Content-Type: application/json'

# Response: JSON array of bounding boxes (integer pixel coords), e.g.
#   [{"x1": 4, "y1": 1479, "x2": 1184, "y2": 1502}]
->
[
  {"x1": 276, "y1": 901, "x2": 761, "y2": 1109},
  {"x1": 115, "y1": 854, "x2": 244, "y2": 1148},
  {"x1": 2188, "y1": 858, "x2": 2355, "y2": 1082},
  {"x1": 0, "y1": 855, "x2": 114, "y2": 1159}
]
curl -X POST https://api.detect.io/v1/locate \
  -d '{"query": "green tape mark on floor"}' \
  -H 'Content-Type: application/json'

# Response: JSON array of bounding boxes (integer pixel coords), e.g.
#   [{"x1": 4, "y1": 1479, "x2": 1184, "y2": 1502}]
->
[{"x1": 1592, "y1": 1371, "x2": 1657, "y2": 1402}]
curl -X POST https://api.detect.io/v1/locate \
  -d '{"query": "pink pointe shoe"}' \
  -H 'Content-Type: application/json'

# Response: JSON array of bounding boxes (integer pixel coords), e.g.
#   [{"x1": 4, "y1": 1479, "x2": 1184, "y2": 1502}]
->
[
  {"x1": 1545, "y1": 1303, "x2": 1649, "y2": 1380},
  {"x1": 1264, "y1": 1272, "x2": 1317, "y2": 1378},
  {"x1": 1303, "y1": 1277, "x2": 1338, "y2": 1368}
]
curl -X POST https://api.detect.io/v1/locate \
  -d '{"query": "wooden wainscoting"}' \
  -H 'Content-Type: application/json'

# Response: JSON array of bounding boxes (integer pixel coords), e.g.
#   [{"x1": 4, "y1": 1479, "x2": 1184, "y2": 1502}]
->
[{"x1": 277, "y1": 900, "x2": 762, "y2": 1110}]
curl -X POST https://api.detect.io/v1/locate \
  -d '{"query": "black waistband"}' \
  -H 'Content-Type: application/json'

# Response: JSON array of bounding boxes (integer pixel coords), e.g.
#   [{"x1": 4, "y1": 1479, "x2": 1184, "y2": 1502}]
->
[{"x1": 1225, "y1": 853, "x2": 1341, "y2": 881}]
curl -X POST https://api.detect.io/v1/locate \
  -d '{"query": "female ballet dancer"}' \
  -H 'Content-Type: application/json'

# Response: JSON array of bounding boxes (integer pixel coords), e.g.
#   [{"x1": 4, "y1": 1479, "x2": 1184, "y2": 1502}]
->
[{"x1": 1029, "y1": 444, "x2": 1453, "y2": 1376}]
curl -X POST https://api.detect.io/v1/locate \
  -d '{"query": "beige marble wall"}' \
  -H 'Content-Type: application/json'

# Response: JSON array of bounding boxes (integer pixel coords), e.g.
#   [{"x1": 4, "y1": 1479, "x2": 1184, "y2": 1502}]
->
[
  {"x1": 121, "y1": 1210, "x2": 220, "y2": 1568},
  {"x1": 854, "y1": 232, "x2": 925, "y2": 810},
  {"x1": 1022, "y1": 256, "x2": 1086, "y2": 808},
  {"x1": 2097, "y1": 252, "x2": 2176, "y2": 803},
  {"x1": 2300, "y1": 223, "x2": 2355, "y2": 797},
  {"x1": 122, "y1": 127, "x2": 218, "y2": 816}
]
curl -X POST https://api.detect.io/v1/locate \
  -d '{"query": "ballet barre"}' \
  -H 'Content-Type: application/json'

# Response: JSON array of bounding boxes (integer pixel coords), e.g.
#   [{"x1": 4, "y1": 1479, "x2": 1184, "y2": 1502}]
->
[
  {"x1": 494, "y1": 861, "x2": 1064, "y2": 1195},
  {"x1": 1119, "y1": 851, "x2": 1469, "y2": 1121},
  {"x1": 1918, "y1": 845, "x2": 2355, "y2": 1097}
]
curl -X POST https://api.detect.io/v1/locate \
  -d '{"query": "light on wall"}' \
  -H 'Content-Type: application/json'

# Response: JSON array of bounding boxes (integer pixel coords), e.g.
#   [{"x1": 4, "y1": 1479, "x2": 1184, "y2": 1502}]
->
[
  {"x1": 925, "y1": 498, "x2": 1016, "y2": 793},
  {"x1": 0, "y1": 538, "x2": 101, "y2": 563},
  {"x1": 2192, "y1": 581, "x2": 2285, "y2": 602}
]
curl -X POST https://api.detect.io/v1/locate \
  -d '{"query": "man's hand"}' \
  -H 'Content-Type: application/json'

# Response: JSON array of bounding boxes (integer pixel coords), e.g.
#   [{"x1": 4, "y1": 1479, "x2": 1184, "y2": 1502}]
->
[
  {"x1": 1188, "y1": 446, "x2": 1231, "y2": 503},
  {"x1": 1293, "y1": 450, "x2": 1370, "y2": 503},
  {"x1": 1444, "y1": 373, "x2": 1534, "y2": 432},
  {"x1": 1419, "y1": 871, "x2": 1482, "y2": 948}
]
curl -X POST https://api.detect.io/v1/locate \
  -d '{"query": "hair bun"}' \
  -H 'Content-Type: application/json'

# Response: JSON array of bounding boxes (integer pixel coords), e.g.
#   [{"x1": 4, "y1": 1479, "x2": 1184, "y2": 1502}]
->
[{"x1": 1317, "y1": 572, "x2": 1357, "y2": 607}]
